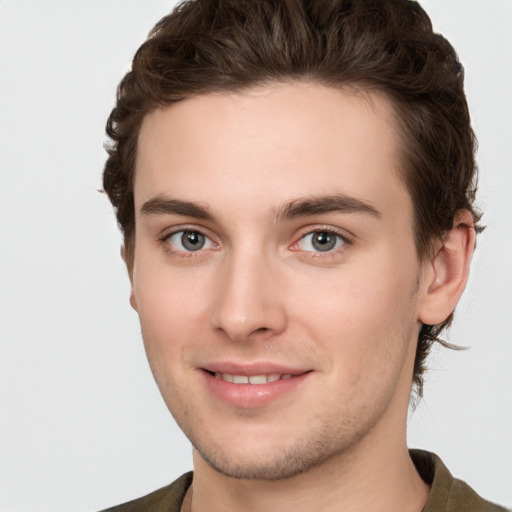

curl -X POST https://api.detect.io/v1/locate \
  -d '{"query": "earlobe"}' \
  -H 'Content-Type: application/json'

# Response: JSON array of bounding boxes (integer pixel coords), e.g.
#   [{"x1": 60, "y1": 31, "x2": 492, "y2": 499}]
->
[
  {"x1": 418, "y1": 210, "x2": 476, "y2": 325},
  {"x1": 129, "y1": 290, "x2": 138, "y2": 312},
  {"x1": 121, "y1": 245, "x2": 139, "y2": 312}
]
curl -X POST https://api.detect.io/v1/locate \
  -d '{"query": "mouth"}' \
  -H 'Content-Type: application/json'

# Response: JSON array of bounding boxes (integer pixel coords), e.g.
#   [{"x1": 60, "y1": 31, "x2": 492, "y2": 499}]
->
[
  {"x1": 201, "y1": 365, "x2": 312, "y2": 408},
  {"x1": 206, "y1": 371, "x2": 294, "y2": 385}
]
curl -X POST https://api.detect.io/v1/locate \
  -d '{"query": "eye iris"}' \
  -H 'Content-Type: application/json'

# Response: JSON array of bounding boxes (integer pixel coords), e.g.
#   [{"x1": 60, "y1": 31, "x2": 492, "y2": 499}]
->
[
  {"x1": 312, "y1": 232, "x2": 337, "y2": 252},
  {"x1": 181, "y1": 231, "x2": 205, "y2": 251}
]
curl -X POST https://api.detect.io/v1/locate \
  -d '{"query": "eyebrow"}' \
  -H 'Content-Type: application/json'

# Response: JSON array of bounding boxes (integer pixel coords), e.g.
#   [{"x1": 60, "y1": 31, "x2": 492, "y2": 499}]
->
[
  {"x1": 141, "y1": 196, "x2": 214, "y2": 220},
  {"x1": 140, "y1": 193, "x2": 381, "y2": 222},
  {"x1": 275, "y1": 194, "x2": 381, "y2": 221}
]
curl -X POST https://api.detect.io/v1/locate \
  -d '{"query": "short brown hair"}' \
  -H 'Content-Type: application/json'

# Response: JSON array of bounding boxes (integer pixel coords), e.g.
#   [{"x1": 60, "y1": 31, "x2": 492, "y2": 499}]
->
[{"x1": 103, "y1": 0, "x2": 482, "y2": 395}]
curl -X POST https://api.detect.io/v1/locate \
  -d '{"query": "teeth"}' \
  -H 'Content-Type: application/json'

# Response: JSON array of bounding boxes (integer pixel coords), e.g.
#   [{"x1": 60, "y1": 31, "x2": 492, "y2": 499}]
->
[
  {"x1": 213, "y1": 372, "x2": 293, "y2": 384},
  {"x1": 248, "y1": 375, "x2": 267, "y2": 385}
]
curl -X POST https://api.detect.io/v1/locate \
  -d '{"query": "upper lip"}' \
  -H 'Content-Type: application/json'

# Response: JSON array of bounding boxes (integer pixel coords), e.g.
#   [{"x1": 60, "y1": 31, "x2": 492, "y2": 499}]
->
[{"x1": 201, "y1": 362, "x2": 310, "y2": 376}]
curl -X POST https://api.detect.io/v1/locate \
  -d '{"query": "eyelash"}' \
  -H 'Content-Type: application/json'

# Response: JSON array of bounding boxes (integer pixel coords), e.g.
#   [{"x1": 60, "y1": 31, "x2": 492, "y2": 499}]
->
[{"x1": 159, "y1": 225, "x2": 352, "y2": 258}]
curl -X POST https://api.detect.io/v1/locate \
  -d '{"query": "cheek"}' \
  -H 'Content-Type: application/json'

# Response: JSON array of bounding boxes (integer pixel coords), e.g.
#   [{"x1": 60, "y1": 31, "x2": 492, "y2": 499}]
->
[
  {"x1": 133, "y1": 263, "x2": 213, "y2": 356},
  {"x1": 133, "y1": 270, "x2": 204, "y2": 408},
  {"x1": 288, "y1": 258, "x2": 419, "y2": 371},
  {"x1": 135, "y1": 247, "x2": 213, "y2": 311},
  {"x1": 292, "y1": 264, "x2": 415, "y2": 331}
]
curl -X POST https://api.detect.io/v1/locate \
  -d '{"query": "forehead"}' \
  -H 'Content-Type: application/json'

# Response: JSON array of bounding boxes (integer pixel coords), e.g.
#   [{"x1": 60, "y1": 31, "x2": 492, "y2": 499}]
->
[{"x1": 134, "y1": 82, "x2": 409, "y2": 222}]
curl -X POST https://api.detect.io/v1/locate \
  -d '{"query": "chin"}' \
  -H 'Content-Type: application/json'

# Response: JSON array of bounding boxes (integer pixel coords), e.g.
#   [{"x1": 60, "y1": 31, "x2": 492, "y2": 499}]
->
[
  {"x1": 189, "y1": 422, "x2": 356, "y2": 481},
  {"x1": 195, "y1": 444, "x2": 320, "y2": 481}
]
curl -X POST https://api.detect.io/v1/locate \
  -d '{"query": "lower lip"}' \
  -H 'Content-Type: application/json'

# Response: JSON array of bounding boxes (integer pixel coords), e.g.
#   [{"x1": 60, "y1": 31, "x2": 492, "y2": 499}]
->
[{"x1": 203, "y1": 371, "x2": 310, "y2": 408}]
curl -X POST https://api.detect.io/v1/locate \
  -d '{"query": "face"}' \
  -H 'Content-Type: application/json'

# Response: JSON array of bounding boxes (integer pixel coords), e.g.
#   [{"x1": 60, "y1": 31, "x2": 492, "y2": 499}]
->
[{"x1": 131, "y1": 83, "x2": 428, "y2": 480}]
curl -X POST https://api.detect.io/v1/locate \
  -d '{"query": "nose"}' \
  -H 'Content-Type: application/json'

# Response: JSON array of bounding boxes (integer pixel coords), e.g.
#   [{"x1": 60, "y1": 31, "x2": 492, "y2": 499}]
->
[{"x1": 211, "y1": 250, "x2": 287, "y2": 342}]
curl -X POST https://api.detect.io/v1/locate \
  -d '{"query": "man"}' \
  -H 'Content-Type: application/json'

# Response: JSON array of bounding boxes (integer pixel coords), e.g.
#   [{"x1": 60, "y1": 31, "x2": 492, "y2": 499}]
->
[{"x1": 100, "y1": 0, "x2": 507, "y2": 510}]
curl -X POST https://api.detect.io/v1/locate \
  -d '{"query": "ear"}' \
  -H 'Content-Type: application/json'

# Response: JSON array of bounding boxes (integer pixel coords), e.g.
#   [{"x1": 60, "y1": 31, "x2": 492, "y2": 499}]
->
[
  {"x1": 418, "y1": 210, "x2": 476, "y2": 325},
  {"x1": 121, "y1": 245, "x2": 139, "y2": 312}
]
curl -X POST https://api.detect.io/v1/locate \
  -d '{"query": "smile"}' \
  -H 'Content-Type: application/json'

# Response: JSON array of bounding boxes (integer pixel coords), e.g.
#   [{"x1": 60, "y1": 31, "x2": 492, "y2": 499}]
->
[
  {"x1": 214, "y1": 373, "x2": 293, "y2": 384},
  {"x1": 204, "y1": 367, "x2": 311, "y2": 408}
]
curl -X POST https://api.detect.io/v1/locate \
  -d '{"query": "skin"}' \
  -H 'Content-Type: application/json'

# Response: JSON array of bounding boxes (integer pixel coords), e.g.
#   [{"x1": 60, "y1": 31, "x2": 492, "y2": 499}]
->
[{"x1": 129, "y1": 82, "x2": 474, "y2": 512}]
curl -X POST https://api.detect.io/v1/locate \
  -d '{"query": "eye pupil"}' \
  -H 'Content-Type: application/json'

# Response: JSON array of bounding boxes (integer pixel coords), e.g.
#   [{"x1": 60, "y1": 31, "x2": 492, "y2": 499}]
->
[
  {"x1": 181, "y1": 231, "x2": 205, "y2": 251},
  {"x1": 312, "y1": 232, "x2": 336, "y2": 252}
]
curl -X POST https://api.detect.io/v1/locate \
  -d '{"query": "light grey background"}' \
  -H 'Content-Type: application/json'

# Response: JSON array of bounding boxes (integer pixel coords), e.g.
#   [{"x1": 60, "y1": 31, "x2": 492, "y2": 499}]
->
[{"x1": 0, "y1": 1, "x2": 510, "y2": 511}]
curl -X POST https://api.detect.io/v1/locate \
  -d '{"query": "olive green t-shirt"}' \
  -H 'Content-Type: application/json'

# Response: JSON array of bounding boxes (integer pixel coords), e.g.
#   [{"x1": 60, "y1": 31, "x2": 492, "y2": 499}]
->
[
  {"x1": 100, "y1": 450, "x2": 508, "y2": 511},
  {"x1": 410, "y1": 450, "x2": 507, "y2": 512}
]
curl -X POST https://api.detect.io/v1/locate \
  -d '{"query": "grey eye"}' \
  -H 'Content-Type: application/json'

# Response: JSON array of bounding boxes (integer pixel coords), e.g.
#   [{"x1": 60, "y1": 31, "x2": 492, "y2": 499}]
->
[
  {"x1": 167, "y1": 230, "x2": 213, "y2": 252},
  {"x1": 181, "y1": 231, "x2": 205, "y2": 251},
  {"x1": 298, "y1": 231, "x2": 345, "y2": 252}
]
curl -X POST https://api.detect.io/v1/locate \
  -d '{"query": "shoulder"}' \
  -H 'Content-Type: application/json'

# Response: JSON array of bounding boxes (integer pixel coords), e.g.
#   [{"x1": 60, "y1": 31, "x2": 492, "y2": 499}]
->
[
  {"x1": 97, "y1": 472, "x2": 193, "y2": 512},
  {"x1": 410, "y1": 449, "x2": 508, "y2": 512}
]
